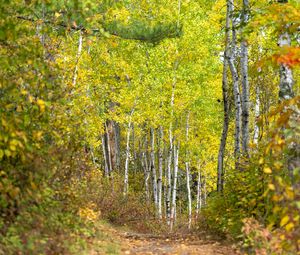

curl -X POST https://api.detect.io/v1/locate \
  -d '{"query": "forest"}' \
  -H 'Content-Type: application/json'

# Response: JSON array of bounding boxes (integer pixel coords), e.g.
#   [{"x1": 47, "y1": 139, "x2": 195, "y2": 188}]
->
[{"x1": 0, "y1": 0, "x2": 299, "y2": 254}]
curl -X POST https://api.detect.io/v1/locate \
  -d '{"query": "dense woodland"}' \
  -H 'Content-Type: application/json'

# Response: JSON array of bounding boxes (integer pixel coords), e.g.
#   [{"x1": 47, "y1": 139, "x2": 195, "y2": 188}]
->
[{"x1": 0, "y1": 0, "x2": 300, "y2": 254}]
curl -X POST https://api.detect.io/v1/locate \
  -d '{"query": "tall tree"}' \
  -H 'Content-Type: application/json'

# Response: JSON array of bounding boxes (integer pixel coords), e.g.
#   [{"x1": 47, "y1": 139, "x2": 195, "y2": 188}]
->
[{"x1": 240, "y1": 0, "x2": 250, "y2": 156}]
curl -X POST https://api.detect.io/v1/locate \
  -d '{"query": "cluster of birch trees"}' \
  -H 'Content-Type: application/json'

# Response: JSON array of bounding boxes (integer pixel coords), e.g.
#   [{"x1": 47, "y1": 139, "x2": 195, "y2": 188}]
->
[{"x1": 217, "y1": 0, "x2": 298, "y2": 191}]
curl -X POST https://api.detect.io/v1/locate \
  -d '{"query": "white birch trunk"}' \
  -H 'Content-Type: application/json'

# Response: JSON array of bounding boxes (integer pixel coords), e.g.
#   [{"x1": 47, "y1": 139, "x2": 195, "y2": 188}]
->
[
  {"x1": 124, "y1": 123, "x2": 132, "y2": 195},
  {"x1": 185, "y1": 113, "x2": 192, "y2": 229},
  {"x1": 141, "y1": 151, "x2": 150, "y2": 201},
  {"x1": 217, "y1": 0, "x2": 231, "y2": 192},
  {"x1": 228, "y1": 0, "x2": 242, "y2": 166},
  {"x1": 143, "y1": 136, "x2": 151, "y2": 202},
  {"x1": 253, "y1": 86, "x2": 260, "y2": 144},
  {"x1": 105, "y1": 122, "x2": 113, "y2": 175},
  {"x1": 170, "y1": 142, "x2": 179, "y2": 230},
  {"x1": 240, "y1": 0, "x2": 250, "y2": 156},
  {"x1": 157, "y1": 126, "x2": 164, "y2": 219},
  {"x1": 150, "y1": 128, "x2": 158, "y2": 210},
  {"x1": 167, "y1": 85, "x2": 175, "y2": 225},
  {"x1": 203, "y1": 175, "x2": 207, "y2": 206},
  {"x1": 72, "y1": 31, "x2": 83, "y2": 87},
  {"x1": 102, "y1": 135, "x2": 109, "y2": 177},
  {"x1": 124, "y1": 108, "x2": 134, "y2": 195},
  {"x1": 196, "y1": 168, "x2": 202, "y2": 218}
]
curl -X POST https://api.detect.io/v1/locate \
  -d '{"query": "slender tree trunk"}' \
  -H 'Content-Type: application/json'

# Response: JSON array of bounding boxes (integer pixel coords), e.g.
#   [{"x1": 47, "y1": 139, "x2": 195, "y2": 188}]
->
[
  {"x1": 167, "y1": 85, "x2": 175, "y2": 225},
  {"x1": 102, "y1": 135, "x2": 109, "y2": 177},
  {"x1": 253, "y1": 86, "x2": 260, "y2": 144},
  {"x1": 166, "y1": 132, "x2": 173, "y2": 225},
  {"x1": 72, "y1": 31, "x2": 83, "y2": 87},
  {"x1": 105, "y1": 122, "x2": 113, "y2": 175},
  {"x1": 217, "y1": 0, "x2": 231, "y2": 192},
  {"x1": 164, "y1": 140, "x2": 168, "y2": 219},
  {"x1": 228, "y1": 0, "x2": 242, "y2": 169},
  {"x1": 114, "y1": 122, "x2": 121, "y2": 172},
  {"x1": 241, "y1": 0, "x2": 250, "y2": 156},
  {"x1": 170, "y1": 142, "x2": 179, "y2": 230},
  {"x1": 124, "y1": 111, "x2": 134, "y2": 195},
  {"x1": 124, "y1": 125, "x2": 130, "y2": 195},
  {"x1": 227, "y1": 0, "x2": 242, "y2": 168},
  {"x1": 185, "y1": 113, "x2": 192, "y2": 229},
  {"x1": 203, "y1": 175, "x2": 207, "y2": 206},
  {"x1": 196, "y1": 168, "x2": 202, "y2": 218},
  {"x1": 157, "y1": 126, "x2": 164, "y2": 219},
  {"x1": 142, "y1": 136, "x2": 151, "y2": 203},
  {"x1": 228, "y1": 59, "x2": 242, "y2": 165},
  {"x1": 132, "y1": 124, "x2": 137, "y2": 174},
  {"x1": 150, "y1": 128, "x2": 158, "y2": 210}
]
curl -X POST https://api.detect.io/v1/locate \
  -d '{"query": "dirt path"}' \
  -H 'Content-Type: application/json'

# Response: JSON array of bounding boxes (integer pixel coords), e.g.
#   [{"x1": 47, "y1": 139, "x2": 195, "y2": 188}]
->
[
  {"x1": 120, "y1": 232, "x2": 238, "y2": 255},
  {"x1": 90, "y1": 223, "x2": 239, "y2": 255}
]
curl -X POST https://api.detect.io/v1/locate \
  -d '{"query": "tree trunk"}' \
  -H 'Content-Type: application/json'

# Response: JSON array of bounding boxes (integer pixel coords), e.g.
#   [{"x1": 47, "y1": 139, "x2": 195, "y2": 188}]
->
[
  {"x1": 240, "y1": 0, "x2": 250, "y2": 156},
  {"x1": 253, "y1": 86, "x2": 260, "y2": 144},
  {"x1": 142, "y1": 136, "x2": 151, "y2": 203},
  {"x1": 124, "y1": 113, "x2": 133, "y2": 195},
  {"x1": 185, "y1": 113, "x2": 192, "y2": 229},
  {"x1": 196, "y1": 168, "x2": 202, "y2": 218},
  {"x1": 150, "y1": 128, "x2": 158, "y2": 210},
  {"x1": 217, "y1": 0, "x2": 230, "y2": 192},
  {"x1": 102, "y1": 135, "x2": 109, "y2": 177},
  {"x1": 166, "y1": 132, "x2": 173, "y2": 225},
  {"x1": 170, "y1": 142, "x2": 179, "y2": 230},
  {"x1": 157, "y1": 126, "x2": 164, "y2": 219},
  {"x1": 72, "y1": 31, "x2": 83, "y2": 87},
  {"x1": 167, "y1": 85, "x2": 175, "y2": 225},
  {"x1": 203, "y1": 175, "x2": 207, "y2": 206},
  {"x1": 227, "y1": 0, "x2": 242, "y2": 168},
  {"x1": 105, "y1": 121, "x2": 113, "y2": 175}
]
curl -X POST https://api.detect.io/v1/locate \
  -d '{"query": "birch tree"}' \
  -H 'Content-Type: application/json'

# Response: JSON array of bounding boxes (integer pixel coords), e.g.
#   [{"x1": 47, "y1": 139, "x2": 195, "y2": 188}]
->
[
  {"x1": 227, "y1": 0, "x2": 242, "y2": 167},
  {"x1": 170, "y1": 142, "x2": 180, "y2": 230},
  {"x1": 150, "y1": 128, "x2": 158, "y2": 210},
  {"x1": 240, "y1": 0, "x2": 250, "y2": 156},
  {"x1": 217, "y1": 0, "x2": 231, "y2": 192},
  {"x1": 185, "y1": 113, "x2": 192, "y2": 228},
  {"x1": 157, "y1": 126, "x2": 164, "y2": 219}
]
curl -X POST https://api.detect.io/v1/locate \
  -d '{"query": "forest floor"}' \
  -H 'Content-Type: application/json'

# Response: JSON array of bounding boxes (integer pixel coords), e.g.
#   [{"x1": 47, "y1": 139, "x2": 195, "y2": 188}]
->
[{"x1": 88, "y1": 221, "x2": 239, "y2": 255}]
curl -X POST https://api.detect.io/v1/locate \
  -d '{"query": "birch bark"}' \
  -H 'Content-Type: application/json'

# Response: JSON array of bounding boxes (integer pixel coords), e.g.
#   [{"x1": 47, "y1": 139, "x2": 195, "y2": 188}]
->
[
  {"x1": 157, "y1": 126, "x2": 164, "y2": 219},
  {"x1": 196, "y1": 169, "x2": 202, "y2": 218},
  {"x1": 185, "y1": 113, "x2": 192, "y2": 228},
  {"x1": 150, "y1": 128, "x2": 158, "y2": 210},
  {"x1": 170, "y1": 142, "x2": 179, "y2": 230},
  {"x1": 227, "y1": 0, "x2": 242, "y2": 166},
  {"x1": 72, "y1": 31, "x2": 83, "y2": 87},
  {"x1": 124, "y1": 110, "x2": 134, "y2": 195},
  {"x1": 102, "y1": 135, "x2": 109, "y2": 177},
  {"x1": 217, "y1": 0, "x2": 230, "y2": 192},
  {"x1": 240, "y1": 0, "x2": 250, "y2": 156},
  {"x1": 253, "y1": 86, "x2": 260, "y2": 144},
  {"x1": 166, "y1": 85, "x2": 175, "y2": 225}
]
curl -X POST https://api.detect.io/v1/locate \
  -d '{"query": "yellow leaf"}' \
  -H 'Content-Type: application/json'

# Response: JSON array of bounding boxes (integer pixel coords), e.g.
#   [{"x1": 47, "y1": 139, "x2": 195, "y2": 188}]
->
[
  {"x1": 285, "y1": 222, "x2": 294, "y2": 231},
  {"x1": 280, "y1": 215, "x2": 290, "y2": 227},
  {"x1": 259, "y1": 158, "x2": 264, "y2": 165},
  {"x1": 37, "y1": 99, "x2": 45, "y2": 112},
  {"x1": 263, "y1": 167, "x2": 272, "y2": 174},
  {"x1": 285, "y1": 188, "x2": 295, "y2": 200},
  {"x1": 268, "y1": 183, "x2": 275, "y2": 190}
]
